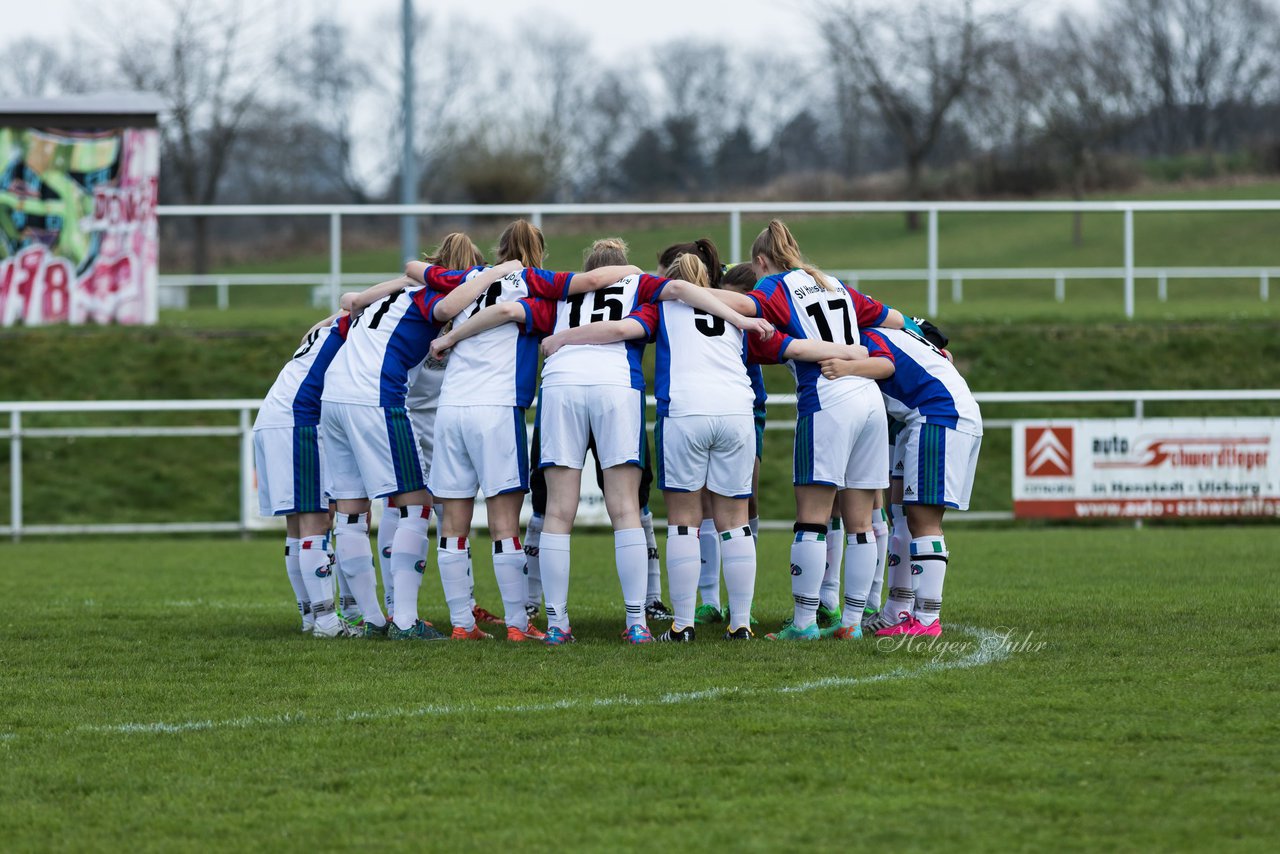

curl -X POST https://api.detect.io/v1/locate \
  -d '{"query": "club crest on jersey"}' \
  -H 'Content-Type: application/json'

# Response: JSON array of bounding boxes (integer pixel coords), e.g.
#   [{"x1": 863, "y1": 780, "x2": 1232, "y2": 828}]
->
[{"x1": 790, "y1": 563, "x2": 803, "y2": 576}]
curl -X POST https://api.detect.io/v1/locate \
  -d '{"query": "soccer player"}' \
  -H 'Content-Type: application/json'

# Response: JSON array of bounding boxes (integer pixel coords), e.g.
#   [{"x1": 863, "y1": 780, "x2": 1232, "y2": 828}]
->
[
  {"x1": 707, "y1": 220, "x2": 910, "y2": 640},
  {"x1": 820, "y1": 323, "x2": 982, "y2": 637},
  {"x1": 540, "y1": 251, "x2": 863, "y2": 641},
  {"x1": 431, "y1": 236, "x2": 772, "y2": 644},
  {"x1": 418, "y1": 220, "x2": 673, "y2": 643},
  {"x1": 320, "y1": 256, "x2": 522, "y2": 641},
  {"x1": 253, "y1": 310, "x2": 355, "y2": 637}
]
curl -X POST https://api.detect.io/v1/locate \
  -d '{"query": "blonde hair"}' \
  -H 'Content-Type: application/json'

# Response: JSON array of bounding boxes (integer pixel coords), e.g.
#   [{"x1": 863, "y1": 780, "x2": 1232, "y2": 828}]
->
[
  {"x1": 670, "y1": 252, "x2": 709, "y2": 287},
  {"x1": 750, "y1": 219, "x2": 832, "y2": 290},
  {"x1": 583, "y1": 237, "x2": 628, "y2": 271},
  {"x1": 424, "y1": 232, "x2": 483, "y2": 270},
  {"x1": 497, "y1": 219, "x2": 546, "y2": 268}
]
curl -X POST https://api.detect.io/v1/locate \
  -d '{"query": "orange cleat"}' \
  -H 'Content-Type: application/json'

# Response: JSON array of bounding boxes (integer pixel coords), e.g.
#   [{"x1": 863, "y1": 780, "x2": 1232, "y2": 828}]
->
[
  {"x1": 506, "y1": 624, "x2": 547, "y2": 642},
  {"x1": 451, "y1": 624, "x2": 494, "y2": 640},
  {"x1": 472, "y1": 604, "x2": 505, "y2": 626}
]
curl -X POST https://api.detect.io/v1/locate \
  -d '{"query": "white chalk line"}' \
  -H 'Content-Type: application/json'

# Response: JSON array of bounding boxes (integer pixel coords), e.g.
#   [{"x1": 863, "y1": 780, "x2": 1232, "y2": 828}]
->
[{"x1": 0, "y1": 625, "x2": 1010, "y2": 744}]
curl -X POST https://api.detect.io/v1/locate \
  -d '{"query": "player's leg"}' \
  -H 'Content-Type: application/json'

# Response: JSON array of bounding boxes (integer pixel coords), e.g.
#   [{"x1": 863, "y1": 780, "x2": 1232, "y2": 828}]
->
[
  {"x1": 696, "y1": 489, "x2": 723, "y2": 622},
  {"x1": 256, "y1": 427, "x2": 313, "y2": 632},
  {"x1": 435, "y1": 497, "x2": 477, "y2": 638},
  {"x1": 525, "y1": 415, "x2": 547, "y2": 619},
  {"x1": 835, "y1": 393, "x2": 890, "y2": 638},
  {"x1": 282, "y1": 513, "x2": 312, "y2": 632},
  {"x1": 310, "y1": 410, "x2": 364, "y2": 637},
  {"x1": 904, "y1": 502, "x2": 947, "y2": 635},
  {"x1": 819, "y1": 492, "x2": 843, "y2": 626},
  {"x1": 540, "y1": 466, "x2": 580, "y2": 639},
  {"x1": 298, "y1": 509, "x2": 346, "y2": 636},
  {"x1": 638, "y1": 425, "x2": 670, "y2": 620},
  {"x1": 385, "y1": 487, "x2": 432, "y2": 634},
  {"x1": 662, "y1": 490, "x2": 704, "y2": 640},
  {"x1": 706, "y1": 415, "x2": 756, "y2": 639},
  {"x1": 475, "y1": 490, "x2": 528, "y2": 641},
  {"x1": 866, "y1": 489, "x2": 890, "y2": 621}
]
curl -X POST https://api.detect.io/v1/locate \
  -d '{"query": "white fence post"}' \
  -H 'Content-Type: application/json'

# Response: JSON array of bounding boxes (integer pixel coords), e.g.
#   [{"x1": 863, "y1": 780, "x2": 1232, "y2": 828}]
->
[
  {"x1": 531, "y1": 209, "x2": 543, "y2": 229},
  {"x1": 329, "y1": 212, "x2": 342, "y2": 310},
  {"x1": 1055, "y1": 273, "x2": 1066, "y2": 303},
  {"x1": 951, "y1": 273, "x2": 963, "y2": 303},
  {"x1": 9, "y1": 410, "x2": 20, "y2": 542},
  {"x1": 1157, "y1": 271, "x2": 1168, "y2": 302},
  {"x1": 729, "y1": 209, "x2": 742, "y2": 263},
  {"x1": 239, "y1": 408, "x2": 253, "y2": 539},
  {"x1": 927, "y1": 207, "x2": 939, "y2": 316},
  {"x1": 216, "y1": 277, "x2": 229, "y2": 311},
  {"x1": 1262, "y1": 271, "x2": 1270, "y2": 302},
  {"x1": 1123, "y1": 207, "x2": 1135, "y2": 319}
]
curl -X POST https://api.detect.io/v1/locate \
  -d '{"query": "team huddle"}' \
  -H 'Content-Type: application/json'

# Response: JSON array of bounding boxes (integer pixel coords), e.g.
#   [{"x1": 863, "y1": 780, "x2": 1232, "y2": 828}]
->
[{"x1": 251, "y1": 219, "x2": 983, "y2": 644}]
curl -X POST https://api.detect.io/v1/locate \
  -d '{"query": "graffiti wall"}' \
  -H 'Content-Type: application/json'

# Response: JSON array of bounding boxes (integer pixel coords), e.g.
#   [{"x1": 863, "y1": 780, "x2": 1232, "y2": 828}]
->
[{"x1": 0, "y1": 126, "x2": 159, "y2": 326}]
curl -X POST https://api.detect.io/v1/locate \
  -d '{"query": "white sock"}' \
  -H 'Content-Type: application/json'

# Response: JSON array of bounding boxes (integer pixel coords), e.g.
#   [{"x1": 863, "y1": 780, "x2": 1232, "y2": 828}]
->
[
  {"x1": 841, "y1": 531, "x2": 878, "y2": 628},
  {"x1": 790, "y1": 526, "x2": 826, "y2": 629},
  {"x1": 492, "y1": 537, "x2": 529, "y2": 629},
  {"x1": 615, "y1": 527, "x2": 648, "y2": 628},
  {"x1": 869, "y1": 510, "x2": 889, "y2": 612},
  {"x1": 697, "y1": 518, "x2": 721, "y2": 610},
  {"x1": 912, "y1": 535, "x2": 949, "y2": 626},
  {"x1": 642, "y1": 509, "x2": 662, "y2": 604},
  {"x1": 524, "y1": 513, "x2": 544, "y2": 608},
  {"x1": 749, "y1": 516, "x2": 759, "y2": 542},
  {"x1": 334, "y1": 513, "x2": 385, "y2": 626},
  {"x1": 284, "y1": 537, "x2": 311, "y2": 627},
  {"x1": 390, "y1": 504, "x2": 430, "y2": 630},
  {"x1": 377, "y1": 498, "x2": 398, "y2": 613},
  {"x1": 821, "y1": 515, "x2": 842, "y2": 611},
  {"x1": 720, "y1": 525, "x2": 757, "y2": 631},
  {"x1": 884, "y1": 506, "x2": 915, "y2": 622},
  {"x1": 437, "y1": 536, "x2": 474, "y2": 630},
  {"x1": 666, "y1": 525, "x2": 701, "y2": 630},
  {"x1": 540, "y1": 532, "x2": 572, "y2": 632},
  {"x1": 298, "y1": 535, "x2": 338, "y2": 632}
]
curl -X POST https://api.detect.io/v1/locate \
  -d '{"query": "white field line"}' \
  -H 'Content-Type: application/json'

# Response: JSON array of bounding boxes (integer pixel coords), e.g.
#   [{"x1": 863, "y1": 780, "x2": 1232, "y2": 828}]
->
[{"x1": 0, "y1": 624, "x2": 1010, "y2": 743}]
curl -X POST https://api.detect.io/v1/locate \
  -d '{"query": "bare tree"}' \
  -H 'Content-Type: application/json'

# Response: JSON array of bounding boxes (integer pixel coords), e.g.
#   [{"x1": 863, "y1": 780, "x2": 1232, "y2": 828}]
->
[
  {"x1": 819, "y1": 0, "x2": 1011, "y2": 228},
  {"x1": 0, "y1": 39, "x2": 96, "y2": 98},
  {"x1": 112, "y1": 0, "x2": 271, "y2": 272}
]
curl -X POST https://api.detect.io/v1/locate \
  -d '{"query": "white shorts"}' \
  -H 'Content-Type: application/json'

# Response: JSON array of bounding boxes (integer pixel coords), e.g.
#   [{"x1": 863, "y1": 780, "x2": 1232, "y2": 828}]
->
[
  {"x1": 320, "y1": 401, "x2": 427, "y2": 500},
  {"x1": 537, "y1": 384, "x2": 643, "y2": 470},
  {"x1": 408, "y1": 405, "x2": 438, "y2": 483},
  {"x1": 891, "y1": 430, "x2": 907, "y2": 481},
  {"x1": 656, "y1": 414, "x2": 755, "y2": 498},
  {"x1": 253, "y1": 425, "x2": 327, "y2": 516},
  {"x1": 899, "y1": 422, "x2": 981, "y2": 511},
  {"x1": 429, "y1": 405, "x2": 529, "y2": 499},
  {"x1": 794, "y1": 384, "x2": 889, "y2": 490}
]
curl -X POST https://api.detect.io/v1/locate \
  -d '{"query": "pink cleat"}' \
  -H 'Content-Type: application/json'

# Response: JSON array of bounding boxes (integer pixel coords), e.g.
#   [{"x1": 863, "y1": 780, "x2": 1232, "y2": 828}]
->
[
  {"x1": 874, "y1": 612, "x2": 916, "y2": 637},
  {"x1": 904, "y1": 618, "x2": 942, "y2": 637}
]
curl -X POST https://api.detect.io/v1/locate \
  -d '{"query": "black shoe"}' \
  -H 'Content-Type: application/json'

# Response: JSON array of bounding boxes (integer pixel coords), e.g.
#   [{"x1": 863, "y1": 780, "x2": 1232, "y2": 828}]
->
[
  {"x1": 645, "y1": 599, "x2": 674, "y2": 621},
  {"x1": 525, "y1": 603, "x2": 540, "y2": 620},
  {"x1": 657, "y1": 625, "x2": 695, "y2": 643},
  {"x1": 724, "y1": 626, "x2": 754, "y2": 640}
]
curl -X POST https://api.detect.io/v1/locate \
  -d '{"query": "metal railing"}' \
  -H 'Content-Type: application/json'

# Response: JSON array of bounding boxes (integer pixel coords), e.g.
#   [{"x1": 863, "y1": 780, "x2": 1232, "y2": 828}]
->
[
  {"x1": 157, "y1": 199, "x2": 1280, "y2": 318},
  {"x1": 4, "y1": 388, "x2": 1279, "y2": 540}
]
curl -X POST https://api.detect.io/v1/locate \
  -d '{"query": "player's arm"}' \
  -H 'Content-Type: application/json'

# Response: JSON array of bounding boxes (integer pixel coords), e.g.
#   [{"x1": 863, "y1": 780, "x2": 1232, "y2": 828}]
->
[
  {"x1": 781, "y1": 340, "x2": 870, "y2": 363},
  {"x1": 430, "y1": 259, "x2": 523, "y2": 322},
  {"x1": 302, "y1": 311, "x2": 344, "y2": 344},
  {"x1": 563, "y1": 265, "x2": 644, "y2": 296},
  {"x1": 879, "y1": 308, "x2": 907, "y2": 329},
  {"x1": 660, "y1": 279, "x2": 773, "y2": 339},
  {"x1": 819, "y1": 356, "x2": 894, "y2": 380},
  {"x1": 541, "y1": 318, "x2": 647, "y2": 357},
  {"x1": 341, "y1": 277, "x2": 414, "y2": 314},
  {"x1": 429, "y1": 301, "x2": 525, "y2": 358},
  {"x1": 705, "y1": 288, "x2": 760, "y2": 317}
]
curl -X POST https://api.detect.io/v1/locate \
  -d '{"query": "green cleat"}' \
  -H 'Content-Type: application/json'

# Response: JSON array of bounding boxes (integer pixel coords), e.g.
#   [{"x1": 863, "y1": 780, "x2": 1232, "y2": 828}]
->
[
  {"x1": 765, "y1": 623, "x2": 821, "y2": 641},
  {"x1": 360, "y1": 619, "x2": 390, "y2": 639},
  {"x1": 387, "y1": 619, "x2": 446, "y2": 641},
  {"x1": 816, "y1": 605, "x2": 843, "y2": 628},
  {"x1": 694, "y1": 604, "x2": 724, "y2": 625}
]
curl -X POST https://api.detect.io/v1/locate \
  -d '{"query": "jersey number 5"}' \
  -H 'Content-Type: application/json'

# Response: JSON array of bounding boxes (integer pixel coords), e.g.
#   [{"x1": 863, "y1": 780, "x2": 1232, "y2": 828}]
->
[{"x1": 694, "y1": 309, "x2": 726, "y2": 337}]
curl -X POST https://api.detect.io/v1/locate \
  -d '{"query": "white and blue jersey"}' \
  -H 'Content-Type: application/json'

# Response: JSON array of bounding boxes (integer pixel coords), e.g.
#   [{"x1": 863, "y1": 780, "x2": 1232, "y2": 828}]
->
[
  {"x1": 747, "y1": 269, "x2": 889, "y2": 416},
  {"x1": 437, "y1": 267, "x2": 574, "y2": 409},
  {"x1": 321, "y1": 286, "x2": 446, "y2": 409},
  {"x1": 254, "y1": 315, "x2": 351, "y2": 430},
  {"x1": 862, "y1": 327, "x2": 983, "y2": 436}
]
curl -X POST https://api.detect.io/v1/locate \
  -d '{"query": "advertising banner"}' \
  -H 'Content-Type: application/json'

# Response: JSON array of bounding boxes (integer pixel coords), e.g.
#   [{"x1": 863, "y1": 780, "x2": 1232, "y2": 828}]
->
[
  {"x1": 0, "y1": 126, "x2": 159, "y2": 326},
  {"x1": 1013, "y1": 418, "x2": 1280, "y2": 519}
]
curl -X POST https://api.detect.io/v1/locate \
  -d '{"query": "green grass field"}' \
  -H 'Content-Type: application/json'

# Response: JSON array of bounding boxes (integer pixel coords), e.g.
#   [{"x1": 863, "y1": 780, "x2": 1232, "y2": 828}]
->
[{"x1": 1, "y1": 528, "x2": 1277, "y2": 850}]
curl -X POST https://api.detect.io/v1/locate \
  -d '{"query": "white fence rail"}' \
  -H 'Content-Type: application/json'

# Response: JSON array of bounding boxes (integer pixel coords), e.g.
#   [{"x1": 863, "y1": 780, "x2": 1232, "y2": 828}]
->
[
  {"x1": 156, "y1": 199, "x2": 1280, "y2": 318},
  {"x1": 4, "y1": 389, "x2": 1279, "y2": 540}
]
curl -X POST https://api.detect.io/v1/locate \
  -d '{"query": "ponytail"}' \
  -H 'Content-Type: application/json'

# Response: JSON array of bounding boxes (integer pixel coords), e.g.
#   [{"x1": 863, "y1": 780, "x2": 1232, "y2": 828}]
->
[
  {"x1": 424, "y1": 232, "x2": 484, "y2": 270},
  {"x1": 497, "y1": 219, "x2": 546, "y2": 268},
  {"x1": 658, "y1": 237, "x2": 722, "y2": 285},
  {"x1": 670, "y1": 252, "x2": 709, "y2": 287},
  {"x1": 583, "y1": 237, "x2": 629, "y2": 271},
  {"x1": 749, "y1": 219, "x2": 831, "y2": 290}
]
